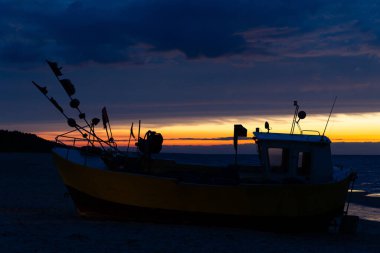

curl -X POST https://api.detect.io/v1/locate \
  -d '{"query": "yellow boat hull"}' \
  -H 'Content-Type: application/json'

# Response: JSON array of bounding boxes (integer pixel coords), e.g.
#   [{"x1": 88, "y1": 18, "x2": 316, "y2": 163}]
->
[{"x1": 52, "y1": 151, "x2": 354, "y2": 229}]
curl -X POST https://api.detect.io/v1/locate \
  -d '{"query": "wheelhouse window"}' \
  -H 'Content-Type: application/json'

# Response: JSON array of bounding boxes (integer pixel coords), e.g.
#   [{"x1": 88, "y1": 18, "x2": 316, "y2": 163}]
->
[
  {"x1": 268, "y1": 148, "x2": 289, "y2": 173},
  {"x1": 297, "y1": 152, "x2": 311, "y2": 177}
]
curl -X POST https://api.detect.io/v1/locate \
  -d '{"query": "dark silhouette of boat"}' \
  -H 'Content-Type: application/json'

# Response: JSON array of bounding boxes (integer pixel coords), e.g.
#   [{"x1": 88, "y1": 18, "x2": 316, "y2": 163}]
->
[{"x1": 33, "y1": 61, "x2": 357, "y2": 231}]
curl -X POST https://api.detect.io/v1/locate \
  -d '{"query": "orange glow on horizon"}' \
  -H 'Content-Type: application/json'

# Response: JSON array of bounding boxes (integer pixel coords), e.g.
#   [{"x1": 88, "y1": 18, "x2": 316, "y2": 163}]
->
[{"x1": 34, "y1": 112, "x2": 380, "y2": 146}]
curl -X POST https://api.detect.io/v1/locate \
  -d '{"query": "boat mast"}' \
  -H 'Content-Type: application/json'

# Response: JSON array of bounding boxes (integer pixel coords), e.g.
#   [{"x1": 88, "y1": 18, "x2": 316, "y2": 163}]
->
[{"x1": 290, "y1": 100, "x2": 299, "y2": 134}]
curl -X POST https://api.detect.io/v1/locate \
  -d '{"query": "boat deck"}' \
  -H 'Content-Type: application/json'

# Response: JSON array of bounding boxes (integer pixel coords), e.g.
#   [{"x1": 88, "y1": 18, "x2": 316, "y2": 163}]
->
[{"x1": 52, "y1": 147, "x2": 352, "y2": 185}]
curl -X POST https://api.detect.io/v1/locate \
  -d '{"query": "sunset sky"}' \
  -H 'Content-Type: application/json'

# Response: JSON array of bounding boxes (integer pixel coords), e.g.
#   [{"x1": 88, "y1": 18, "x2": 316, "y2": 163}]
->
[{"x1": 1, "y1": 0, "x2": 380, "y2": 153}]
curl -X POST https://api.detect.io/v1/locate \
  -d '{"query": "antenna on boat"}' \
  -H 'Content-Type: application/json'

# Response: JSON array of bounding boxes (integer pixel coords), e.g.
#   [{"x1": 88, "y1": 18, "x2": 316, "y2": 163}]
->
[
  {"x1": 127, "y1": 122, "x2": 135, "y2": 154},
  {"x1": 138, "y1": 120, "x2": 141, "y2": 140},
  {"x1": 101, "y1": 106, "x2": 115, "y2": 144},
  {"x1": 265, "y1": 121, "x2": 271, "y2": 133},
  {"x1": 290, "y1": 100, "x2": 307, "y2": 134},
  {"x1": 321, "y1": 96, "x2": 337, "y2": 140},
  {"x1": 290, "y1": 101, "x2": 299, "y2": 134}
]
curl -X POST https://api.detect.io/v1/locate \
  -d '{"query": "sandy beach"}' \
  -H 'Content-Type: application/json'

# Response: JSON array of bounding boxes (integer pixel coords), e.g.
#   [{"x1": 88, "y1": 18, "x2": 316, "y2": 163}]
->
[{"x1": 1, "y1": 153, "x2": 379, "y2": 253}]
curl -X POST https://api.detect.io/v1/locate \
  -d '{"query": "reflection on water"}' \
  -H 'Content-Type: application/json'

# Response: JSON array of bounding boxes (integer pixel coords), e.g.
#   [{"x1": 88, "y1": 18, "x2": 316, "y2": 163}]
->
[
  {"x1": 350, "y1": 204, "x2": 380, "y2": 222},
  {"x1": 366, "y1": 193, "x2": 380, "y2": 198}
]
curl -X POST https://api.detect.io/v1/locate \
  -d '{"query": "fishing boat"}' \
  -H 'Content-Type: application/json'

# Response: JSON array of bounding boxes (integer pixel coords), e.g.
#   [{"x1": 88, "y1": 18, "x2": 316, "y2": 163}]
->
[{"x1": 34, "y1": 61, "x2": 357, "y2": 231}]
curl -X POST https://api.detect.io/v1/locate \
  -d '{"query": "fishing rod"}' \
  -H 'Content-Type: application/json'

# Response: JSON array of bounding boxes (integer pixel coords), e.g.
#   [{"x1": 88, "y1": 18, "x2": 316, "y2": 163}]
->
[
  {"x1": 46, "y1": 61, "x2": 95, "y2": 132},
  {"x1": 32, "y1": 81, "x2": 96, "y2": 147},
  {"x1": 32, "y1": 80, "x2": 118, "y2": 151},
  {"x1": 34, "y1": 60, "x2": 126, "y2": 153}
]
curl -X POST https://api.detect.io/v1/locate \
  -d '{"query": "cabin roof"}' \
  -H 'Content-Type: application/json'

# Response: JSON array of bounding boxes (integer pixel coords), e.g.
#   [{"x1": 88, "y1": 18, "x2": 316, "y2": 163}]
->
[{"x1": 253, "y1": 132, "x2": 331, "y2": 143}]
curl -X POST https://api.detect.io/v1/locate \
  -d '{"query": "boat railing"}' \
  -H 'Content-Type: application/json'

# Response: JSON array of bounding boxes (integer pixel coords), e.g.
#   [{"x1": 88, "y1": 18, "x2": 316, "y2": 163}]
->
[
  {"x1": 300, "y1": 130, "x2": 321, "y2": 135},
  {"x1": 55, "y1": 126, "x2": 117, "y2": 149},
  {"x1": 55, "y1": 134, "x2": 92, "y2": 148}
]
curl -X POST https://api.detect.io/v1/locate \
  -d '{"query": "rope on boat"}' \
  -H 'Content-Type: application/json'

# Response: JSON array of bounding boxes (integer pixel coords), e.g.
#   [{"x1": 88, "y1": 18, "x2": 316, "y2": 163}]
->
[{"x1": 344, "y1": 172, "x2": 358, "y2": 215}]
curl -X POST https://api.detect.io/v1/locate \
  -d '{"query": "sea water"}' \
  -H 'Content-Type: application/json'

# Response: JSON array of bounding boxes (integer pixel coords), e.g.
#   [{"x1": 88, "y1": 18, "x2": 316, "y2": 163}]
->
[
  {"x1": 333, "y1": 155, "x2": 380, "y2": 193},
  {"x1": 155, "y1": 153, "x2": 380, "y2": 193}
]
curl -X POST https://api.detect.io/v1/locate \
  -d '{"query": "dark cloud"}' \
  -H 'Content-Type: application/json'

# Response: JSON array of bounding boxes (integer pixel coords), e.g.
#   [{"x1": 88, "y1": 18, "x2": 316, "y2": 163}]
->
[
  {"x1": 2, "y1": 0, "x2": 378, "y2": 66},
  {"x1": 2, "y1": 0, "x2": 380, "y2": 131}
]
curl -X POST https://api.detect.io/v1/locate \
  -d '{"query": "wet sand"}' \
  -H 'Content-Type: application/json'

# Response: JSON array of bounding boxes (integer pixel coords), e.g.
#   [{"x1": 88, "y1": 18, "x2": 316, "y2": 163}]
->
[{"x1": 0, "y1": 153, "x2": 379, "y2": 253}]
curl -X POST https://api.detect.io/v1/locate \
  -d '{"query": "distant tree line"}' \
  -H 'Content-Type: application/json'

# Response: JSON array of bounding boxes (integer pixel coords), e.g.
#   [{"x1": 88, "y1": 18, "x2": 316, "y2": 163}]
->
[{"x1": 0, "y1": 130, "x2": 64, "y2": 152}]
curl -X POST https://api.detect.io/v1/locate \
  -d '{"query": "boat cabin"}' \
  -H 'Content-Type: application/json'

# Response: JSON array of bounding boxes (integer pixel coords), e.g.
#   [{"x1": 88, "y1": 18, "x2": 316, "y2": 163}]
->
[{"x1": 253, "y1": 132, "x2": 333, "y2": 183}]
